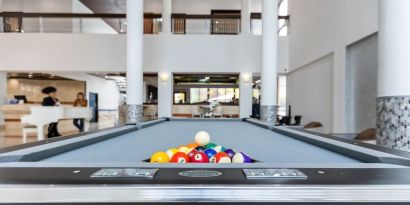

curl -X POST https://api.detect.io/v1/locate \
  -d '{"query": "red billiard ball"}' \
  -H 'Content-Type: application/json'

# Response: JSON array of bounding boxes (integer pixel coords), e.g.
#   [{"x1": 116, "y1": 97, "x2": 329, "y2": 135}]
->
[
  {"x1": 211, "y1": 152, "x2": 231, "y2": 163},
  {"x1": 170, "y1": 152, "x2": 189, "y2": 163},
  {"x1": 187, "y1": 149, "x2": 199, "y2": 158},
  {"x1": 190, "y1": 152, "x2": 209, "y2": 163}
]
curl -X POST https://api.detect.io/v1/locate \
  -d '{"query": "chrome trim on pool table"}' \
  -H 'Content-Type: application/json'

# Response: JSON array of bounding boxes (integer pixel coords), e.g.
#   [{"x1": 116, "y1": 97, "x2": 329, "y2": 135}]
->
[{"x1": 1, "y1": 185, "x2": 410, "y2": 203}]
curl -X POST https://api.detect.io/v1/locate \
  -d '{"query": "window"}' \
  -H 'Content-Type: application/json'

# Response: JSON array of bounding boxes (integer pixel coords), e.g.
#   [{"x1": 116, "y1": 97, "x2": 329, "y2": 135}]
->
[
  {"x1": 174, "y1": 92, "x2": 186, "y2": 104},
  {"x1": 190, "y1": 88, "x2": 239, "y2": 104},
  {"x1": 190, "y1": 88, "x2": 208, "y2": 103}
]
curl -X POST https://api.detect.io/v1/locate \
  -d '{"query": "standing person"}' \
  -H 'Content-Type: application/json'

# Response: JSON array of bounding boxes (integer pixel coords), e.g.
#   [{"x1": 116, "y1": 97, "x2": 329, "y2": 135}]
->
[
  {"x1": 73, "y1": 92, "x2": 88, "y2": 132},
  {"x1": 41, "y1": 86, "x2": 61, "y2": 138}
]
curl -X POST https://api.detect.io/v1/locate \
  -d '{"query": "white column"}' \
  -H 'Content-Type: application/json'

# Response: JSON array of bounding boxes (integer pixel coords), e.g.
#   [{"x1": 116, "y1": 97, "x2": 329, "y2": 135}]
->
[
  {"x1": 158, "y1": 72, "x2": 173, "y2": 118},
  {"x1": 377, "y1": 0, "x2": 410, "y2": 151},
  {"x1": 260, "y1": 0, "x2": 278, "y2": 125},
  {"x1": 240, "y1": 72, "x2": 253, "y2": 118},
  {"x1": 161, "y1": 0, "x2": 172, "y2": 34},
  {"x1": 241, "y1": 0, "x2": 251, "y2": 34},
  {"x1": 125, "y1": 0, "x2": 144, "y2": 124},
  {"x1": 0, "y1": 72, "x2": 7, "y2": 126}
]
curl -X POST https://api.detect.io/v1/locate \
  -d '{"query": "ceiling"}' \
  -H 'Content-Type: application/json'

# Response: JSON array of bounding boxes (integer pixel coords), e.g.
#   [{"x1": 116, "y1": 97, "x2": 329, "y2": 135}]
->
[{"x1": 7, "y1": 73, "x2": 74, "y2": 81}]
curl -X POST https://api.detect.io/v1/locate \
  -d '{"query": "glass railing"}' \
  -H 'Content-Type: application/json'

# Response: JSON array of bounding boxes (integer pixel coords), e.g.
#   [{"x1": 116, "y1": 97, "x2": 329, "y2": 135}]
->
[{"x1": 0, "y1": 12, "x2": 289, "y2": 36}]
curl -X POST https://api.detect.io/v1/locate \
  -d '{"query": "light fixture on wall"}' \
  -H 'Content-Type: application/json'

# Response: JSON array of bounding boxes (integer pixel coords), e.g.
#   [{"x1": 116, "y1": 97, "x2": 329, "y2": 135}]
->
[
  {"x1": 241, "y1": 73, "x2": 252, "y2": 84},
  {"x1": 160, "y1": 72, "x2": 170, "y2": 83}
]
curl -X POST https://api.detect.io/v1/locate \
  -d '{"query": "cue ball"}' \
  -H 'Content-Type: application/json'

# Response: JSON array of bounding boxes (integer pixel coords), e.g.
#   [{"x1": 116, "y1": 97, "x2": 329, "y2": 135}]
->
[
  {"x1": 195, "y1": 131, "x2": 210, "y2": 146},
  {"x1": 190, "y1": 152, "x2": 209, "y2": 163},
  {"x1": 232, "y1": 152, "x2": 252, "y2": 163}
]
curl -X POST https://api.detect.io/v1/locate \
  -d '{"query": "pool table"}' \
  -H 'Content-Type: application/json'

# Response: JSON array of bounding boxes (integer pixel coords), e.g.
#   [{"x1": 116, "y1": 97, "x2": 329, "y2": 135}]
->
[{"x1": 1, "y1": 118, "x2": 410, "y2": 204}]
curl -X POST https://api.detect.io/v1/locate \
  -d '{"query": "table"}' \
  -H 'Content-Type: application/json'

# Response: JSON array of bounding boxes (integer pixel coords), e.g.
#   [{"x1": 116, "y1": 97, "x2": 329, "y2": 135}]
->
[{"x1": 1, "y1": 118, "x2": 410, "y2": 204}]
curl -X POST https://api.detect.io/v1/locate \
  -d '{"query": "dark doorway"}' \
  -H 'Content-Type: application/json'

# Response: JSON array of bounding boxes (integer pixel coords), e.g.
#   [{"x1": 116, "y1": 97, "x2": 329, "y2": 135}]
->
[{"x1": 89, "y1": 92, "x2": 99, "y2": 123}]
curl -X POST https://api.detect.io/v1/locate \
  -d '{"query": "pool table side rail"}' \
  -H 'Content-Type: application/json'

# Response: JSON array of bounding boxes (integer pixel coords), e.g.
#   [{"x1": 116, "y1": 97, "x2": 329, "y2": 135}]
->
[
  {"x1": 0, "y1": 119, "x2": 167, "y2": 163},
  {"x1": 243, "y1": 119, "x2": 410, "y2": 166}
]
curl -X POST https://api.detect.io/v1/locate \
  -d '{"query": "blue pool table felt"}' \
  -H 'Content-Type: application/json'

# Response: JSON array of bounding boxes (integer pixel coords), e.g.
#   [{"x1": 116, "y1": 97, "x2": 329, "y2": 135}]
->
[{"x1": 41, "y1": 120, "x2": 361, "y2": 164}]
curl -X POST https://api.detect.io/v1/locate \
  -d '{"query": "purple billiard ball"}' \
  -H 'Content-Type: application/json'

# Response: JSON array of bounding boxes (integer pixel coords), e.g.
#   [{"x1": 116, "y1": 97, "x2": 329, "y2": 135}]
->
[
  {"x1": 204, "y1": 149, "x2": 217, "y2": 159},
  {"x1": 232, "y1": 152, "x2": 252, "y2": 163},
  {"x1": 224, "y1": 149, "x2": 237, "y2": 158}
]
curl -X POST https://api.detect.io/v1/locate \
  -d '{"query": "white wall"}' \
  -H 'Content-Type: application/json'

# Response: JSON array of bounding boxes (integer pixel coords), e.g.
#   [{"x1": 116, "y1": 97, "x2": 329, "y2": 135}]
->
[
  {"x1": 51, "y1": 73, "x2": 121, "y2": 111},
  {"x1": 287, "y1": 54, "x2": 334, "y2": 134},
  {"x1": 142, "y1": 0, "x2": 262, "y2": 14},
  {"x1": 0, "y1": 34, "x2": 289, "y2": 73},
  {"x1": 0, "y1": 72, "x2": 7, "y2": 126},
  {"x1": 72, "y1": 0, "x2": 117, "y2": 34},
  {"x1": 2, "y1": 0, "x2": 74, "y2": 12},
  {"x1": 288, "y1": 0, "x2": 378, "y2": 133}
]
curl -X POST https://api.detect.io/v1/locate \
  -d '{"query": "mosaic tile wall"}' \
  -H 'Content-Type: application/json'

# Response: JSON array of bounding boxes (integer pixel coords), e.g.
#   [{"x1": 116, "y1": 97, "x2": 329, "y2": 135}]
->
[
  {"x1": 261, "y1": 105, "x2": 277, "y2": 128},
  {"x1": 377, "y1": 96, "x2": 410, "y2": 151}
]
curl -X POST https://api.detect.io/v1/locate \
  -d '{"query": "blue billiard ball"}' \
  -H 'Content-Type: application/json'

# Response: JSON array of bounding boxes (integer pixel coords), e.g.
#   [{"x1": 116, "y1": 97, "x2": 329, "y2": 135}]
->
[{"x1": 204, "y1": 149, "x2": 217, "y2": 159}]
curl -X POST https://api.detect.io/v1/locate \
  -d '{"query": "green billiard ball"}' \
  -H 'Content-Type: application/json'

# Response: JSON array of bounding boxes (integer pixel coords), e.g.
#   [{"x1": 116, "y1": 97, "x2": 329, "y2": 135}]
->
[{"x1": 205, "y1": 143, "x2": 217, "y2": 149}]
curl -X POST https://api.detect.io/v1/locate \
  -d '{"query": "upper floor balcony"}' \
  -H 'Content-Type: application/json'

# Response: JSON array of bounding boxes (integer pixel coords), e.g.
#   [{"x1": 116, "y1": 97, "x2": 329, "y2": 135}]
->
[
  {"x1": 0, "y1": 12, "x2": 289, "y2": 36},
  {"x1": 0, "y1": 12, "x2": 289, "y2": 74}
]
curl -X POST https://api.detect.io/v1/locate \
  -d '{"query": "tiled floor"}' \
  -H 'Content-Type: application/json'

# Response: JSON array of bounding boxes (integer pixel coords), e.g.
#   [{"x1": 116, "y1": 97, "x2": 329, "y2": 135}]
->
[{"x1": 0, "y1": 112, "x2": 120, "y2": 148}]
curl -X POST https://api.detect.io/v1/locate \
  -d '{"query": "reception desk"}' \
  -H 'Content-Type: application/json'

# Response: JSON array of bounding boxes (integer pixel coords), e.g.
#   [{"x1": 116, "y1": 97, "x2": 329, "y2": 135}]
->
[{"x1": 1, "y1": 104, "x2": 89, "y2": 138}]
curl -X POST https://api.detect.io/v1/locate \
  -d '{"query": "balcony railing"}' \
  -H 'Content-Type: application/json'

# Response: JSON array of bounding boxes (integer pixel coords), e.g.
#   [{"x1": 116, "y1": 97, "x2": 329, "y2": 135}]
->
[{"x1": 0, "y1": 12, "x2": 289, "y2": 36}]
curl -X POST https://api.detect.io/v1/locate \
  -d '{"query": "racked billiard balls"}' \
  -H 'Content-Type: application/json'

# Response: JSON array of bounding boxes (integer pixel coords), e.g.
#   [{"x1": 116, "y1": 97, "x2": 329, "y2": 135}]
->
[
  {"x1": 166, "y1": 148, "x2": 179, "y2": 159},
  {"x1": 232, "y1": 152, "x2": 252, "y2": 163},
  {"x1": 205, "y1": 143, "x2": 217, "y2": 149},
  {"x1": 150, "y1": 152, "x2": 170, "y2": 163},
  {"x1": 170, "y1": 152, "x2": 189, "y2": 163},
  {"x1": 224, "y1": 149, "x2": 237, "y2": 158},
  {"x1": 190, "y1": 152, "x2": 209, "y2": 163},
  {"x1": 187, "y1": 148, "x2": 199, "y2": 158},
  {"x1": 178, "y1": 146, "x2": 190, "y2": 154},
  {"x1": 204, "y1": 149, "x2": 217, "y2": 159},
  {"x1": 195, "y1": 146, "x2": 206, "y2": 152},
  {"x1": 212, "y1": 145, "x2": 226, "y2": 153},
  {"x1": 211, "y1": 152, "x2": 231, "y2": 163}
]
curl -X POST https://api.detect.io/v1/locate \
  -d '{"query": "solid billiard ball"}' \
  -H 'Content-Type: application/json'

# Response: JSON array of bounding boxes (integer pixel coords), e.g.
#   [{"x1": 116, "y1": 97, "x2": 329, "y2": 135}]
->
[
  {"x1": 187, "y1": 143, "x2": 199, "y2": 149},
  {"x1": 212, "y1": 145, "x2": 226, "y2": 153},
  {"x1": 205, "y1": 143, "x2": 217, "y2": 149},
  {"x1": 195, "y1": 131, "x2": 210, "y2": 146},
  {"x1": 170, "y1": 152, "x2": 189, "y2": 163},
  {"x1": 195, "y1": 146, "x2": 206, "y2": 152},
  {"x1": 190, "y1": 152, "x2": 209, "y2": 163},
  {"x1": 232, "y1": 152, "x2": 252, "y2": 163},
  {"x1": 224, "y1": 149, "x2": 237, "y2": 158},
  {"x1": 150, "y1": 152, "x2": 170, "y2": 163},
  {"x1": 178, "y1": 146, "x2": 190, "y2": 153},
  {"x1": 166, "y1": 148, "x2": 179, "y2": 159},
  {"x1": 204, "y1": 149, "x2": 217, "y2": 159},
  {"x1": 187, "y1": 149, "x2": 199, "y2": 158},
  {"x1": 211, "y1": 152, "x2": 231, "y2": 163}
]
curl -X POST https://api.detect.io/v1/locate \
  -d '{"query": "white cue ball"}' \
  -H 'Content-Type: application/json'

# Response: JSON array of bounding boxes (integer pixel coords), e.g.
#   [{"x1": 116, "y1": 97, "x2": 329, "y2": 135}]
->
[{"x1": 195, "y1": 131, "x2": 210, "y2": 146}]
